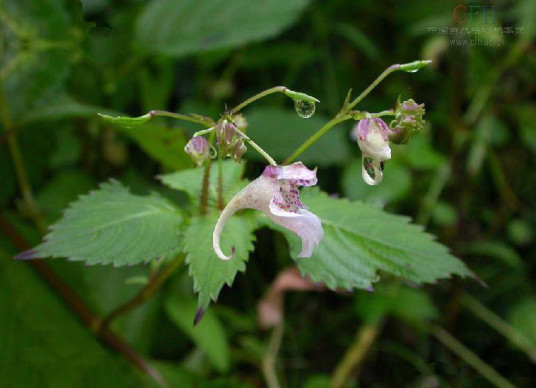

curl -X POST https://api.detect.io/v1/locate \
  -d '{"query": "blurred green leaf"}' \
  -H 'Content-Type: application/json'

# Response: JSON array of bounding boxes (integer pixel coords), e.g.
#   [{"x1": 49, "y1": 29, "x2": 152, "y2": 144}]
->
[
  {"x1": 135, "y1": 0, "x2": 311, "y2": 57},
  {"x1": 356, "y1": 283, "x2": 438, "y2": 324},
  {"x1": 246, "y1": 107, "x2": 351, "y2": 165},
  {"x1": 165, "y1": 294, "x2": 230, "y2": 372},
  {"x1": 334, "y1": 23, "x2": 381, "y2": 61},
  {"x1": 518, "y1": 104, "x2": 536, "y2": 153},
  {"x1": 116, "y1": 124, "x2": 192, "y2": 170},
  {"x1": 0, "y1": 254, "x2": 141, "y2": 387},
  {"x1": 508, "y1": 298, "x2": 536, "y2": 348},
  {"x1": 184, "y1": 213, "x2": 255, "y2": 309},
  {"x1": 460, "y1": 240, "x2": 524, "y2": 270},
  {"x1": 19, "y1": 95, "x2": 115, "y2": 126},
  {"x1": 291, "y1": 190, "x2": 472, "y2": 290},
  {"x1": 160, "y1": 160, "x2": 245, "y2": 205},
  {"x1": 1, "y1": 0, "x2": 88, "y2": 120},
  {"x1": 29, "y1": 180, "x2": 183, "y2": 266},
  {"x1": 396, "y1": 134, "x2": 446, "y2": 171},
  {"x1": 342, "y1": 158, "x2": 411, "y2": 204}
]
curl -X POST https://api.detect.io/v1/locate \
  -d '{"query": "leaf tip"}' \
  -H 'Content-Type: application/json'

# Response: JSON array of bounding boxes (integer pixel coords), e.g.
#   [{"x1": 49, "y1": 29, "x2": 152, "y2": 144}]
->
[
  {"x1": 193, "y1": 307, "x2": 206, "y2": 326},
  {"x1": 14, "y1": 249, "x2": 40, "y2": 261}
]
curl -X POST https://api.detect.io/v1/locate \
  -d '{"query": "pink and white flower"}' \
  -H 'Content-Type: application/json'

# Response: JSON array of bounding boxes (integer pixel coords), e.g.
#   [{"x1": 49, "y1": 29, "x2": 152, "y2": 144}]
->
[
  {"x1": 213, "y1": 162, "x2": 324, "y2": 260},
  {"x1": 352, "y1": 117, "x2": 392, "y2": 185}
]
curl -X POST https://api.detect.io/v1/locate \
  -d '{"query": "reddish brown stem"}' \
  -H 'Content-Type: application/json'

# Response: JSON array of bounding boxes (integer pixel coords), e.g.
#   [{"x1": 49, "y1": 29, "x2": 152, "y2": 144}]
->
[{"x1": 0, "y1": 213, "x2": 168, "y2": 387}]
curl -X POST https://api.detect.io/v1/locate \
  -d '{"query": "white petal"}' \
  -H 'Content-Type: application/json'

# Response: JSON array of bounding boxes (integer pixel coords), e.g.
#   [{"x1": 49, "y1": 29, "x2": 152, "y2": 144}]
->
[
  {"x1": 361, "y1": 155, "x2": 383, "y2": 186},
  {"x1": 213, "y1": 176, "x2": 275, "y2": 260},
  {"x1": 267, "y1": 208, "x2": 324, "y2": 258}
]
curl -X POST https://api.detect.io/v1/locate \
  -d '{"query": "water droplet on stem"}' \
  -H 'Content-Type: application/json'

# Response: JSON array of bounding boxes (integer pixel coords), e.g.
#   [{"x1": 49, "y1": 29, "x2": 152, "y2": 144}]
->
[{"x1": 294, "y1": 100, "x2": 316, "y2": 118}]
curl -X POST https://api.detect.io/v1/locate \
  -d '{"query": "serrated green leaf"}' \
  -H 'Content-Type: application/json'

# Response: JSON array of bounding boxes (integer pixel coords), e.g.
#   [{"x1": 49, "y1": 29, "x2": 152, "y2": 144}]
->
[
  {"x1": 159, "y1": 160, "x2": 246, "y2": 205},
  {"x1": 288, "y1": 190, "x2": 472, "y2": 290},
  {"x1": 185, "y1": 214, "x2": 255, "y2": 309},
  {"x1": 164, "y1": 294, "x2": 230, "y2": 372},
  {"x1": 30, "y1": 180, "x2": 183, "y2": 266},
  {"x1": 135, "y1": 0, "x2": 311, "y2": 58}
]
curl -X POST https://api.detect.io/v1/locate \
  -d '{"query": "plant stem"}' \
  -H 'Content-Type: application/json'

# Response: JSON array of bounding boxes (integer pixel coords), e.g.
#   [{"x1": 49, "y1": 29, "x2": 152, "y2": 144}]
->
[
  {"x1": 426, "y1": 323, "x2": 516, "y2": 388},
  {"x1": 217, "y1": 157, "x2": 225, "y2": 210},
  {"x1": 193, "y1": 127, "x2": 215, "y2": 137},
  {"x1": 149, "y1": 110, "x2": 214, "y2": 127},
  {"x1": 199, "y1": 159, "x2": 212, "y2": 215},
  {"x1": 0, "y1": 92, "x2": 47, "y2": 233},
  {"x1": 262, "y1": 322, "x2": 284, "y2": 388},
  {"x1": 284, "y1": 115, "x2": 349, "y2": 165},
  {"x1": 347, "y1": 64, "x2": 400, "y2": 111},
  {"x1": 331, "y1": 320, "x2": 384, "y2": 388},
  {"x1": 98, "y1": 255, "x2": 186, "y2": 331},
  {"x1": 285, "y1": 64, "x2": 402, "y2": 164},
  {"x1": 233, "y1": 126, "x2": 277, "y2": 166},
  {"x1": 230, "y1": 86, "x2": 288, "y2": 114},
  {"x1": 461, "y1": 293, "x2": 536, "y2": 363},
  {"x1": 416, "y1": 162, "x2": 451, "y2": 225},
  {"x1": 0, "y1": 214, "x2": 168, "y2": 387}
]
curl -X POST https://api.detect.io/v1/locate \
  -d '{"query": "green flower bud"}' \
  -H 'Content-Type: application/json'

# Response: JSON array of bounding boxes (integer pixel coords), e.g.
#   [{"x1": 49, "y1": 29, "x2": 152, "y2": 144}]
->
[{"x1": 389, "y1": 99, "x2": 426, "y2": 144}]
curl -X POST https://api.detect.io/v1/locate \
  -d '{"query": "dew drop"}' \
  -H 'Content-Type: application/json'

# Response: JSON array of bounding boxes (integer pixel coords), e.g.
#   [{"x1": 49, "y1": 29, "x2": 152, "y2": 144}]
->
[
  {"x1": 407, "y1": 69, "x2": 419, "y2": 73},
  {"x1": 294, "y1": 100, "x2": 316, "y2": 118}
]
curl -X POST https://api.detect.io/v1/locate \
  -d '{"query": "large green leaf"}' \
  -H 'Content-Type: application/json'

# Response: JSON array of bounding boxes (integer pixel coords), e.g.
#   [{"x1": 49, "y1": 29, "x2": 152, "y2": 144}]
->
[
  {"x1": 287, "y1": 190, "x2": 472, "y2": 290},
  {"x1": 184, "y1": 213, "x2": 255, "y2": 309},
  {"x1": 165, "y1": 294, "x2": 230, "y2": 372},
  {"x1": 24, "y1": 181, "x2": 183, "y2": 266},
  {"x1": 160, "y1": 160, "x2": 246, "y2": 206},
  {"x1": 0, "y1": 255, "x2": 142, "y2": 387},
  {"x1": 245, "y1": 107, "x2": 351, "y2": 165},
  {"x1": 135, "y1": 0, "x2": 311, "y2": 57}
]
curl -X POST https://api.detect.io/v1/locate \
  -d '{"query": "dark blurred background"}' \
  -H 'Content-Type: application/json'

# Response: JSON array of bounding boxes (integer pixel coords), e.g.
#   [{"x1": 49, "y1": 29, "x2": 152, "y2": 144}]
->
[{"x1": 1, "y1": 0, "x2": 535, "y2": 387}]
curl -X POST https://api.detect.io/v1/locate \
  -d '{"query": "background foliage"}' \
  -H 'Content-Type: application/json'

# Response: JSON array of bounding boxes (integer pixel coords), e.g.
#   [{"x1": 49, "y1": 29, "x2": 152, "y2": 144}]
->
[{"x1": 1, "y1": 0, "x2": 535, "y2": 387}]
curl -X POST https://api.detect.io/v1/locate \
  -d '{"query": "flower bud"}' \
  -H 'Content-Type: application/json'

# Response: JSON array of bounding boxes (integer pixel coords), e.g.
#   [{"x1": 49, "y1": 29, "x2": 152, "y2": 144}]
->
[
  {"x1": 389, "y1": 99, "x2": 425, "y2": 144},
  {"x1": 233, "y1": 114, "x2": 248, "y2": 131},
  {"x1": 184, "y1": 136, "x2": 211, "y2": 166},
  {"x1": 216, "y1": 121, "x2": 249, "y2": 161},
  {"x1": 216, "y1": 122, "x2": 236, "y2": 151},
  {"x1": 232, "y1": 139, "x2": 247, "y2": 163}
]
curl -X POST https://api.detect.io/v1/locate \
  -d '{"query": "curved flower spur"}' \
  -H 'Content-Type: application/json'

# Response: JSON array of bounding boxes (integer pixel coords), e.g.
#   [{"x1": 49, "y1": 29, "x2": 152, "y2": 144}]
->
[{"x1": 213, "y1": 162, "x2": 324, "y2": 260}]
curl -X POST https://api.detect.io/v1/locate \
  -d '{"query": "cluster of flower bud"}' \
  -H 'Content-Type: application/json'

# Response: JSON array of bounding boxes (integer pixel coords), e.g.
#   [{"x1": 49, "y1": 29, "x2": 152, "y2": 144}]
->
[
  {"x1": 184, "y1": 115, "x2": 249, "y2": 166},
  {"x1": 388, "y1": 98, "x2": 426, "y2": 144},
  {"x1": 216, "y1": 120, "x2": 248, "y2": 163}
]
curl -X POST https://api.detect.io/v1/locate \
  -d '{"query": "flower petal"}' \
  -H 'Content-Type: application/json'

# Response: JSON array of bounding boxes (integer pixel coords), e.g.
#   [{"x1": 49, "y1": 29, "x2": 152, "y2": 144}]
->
[
  {"x1": 361, "y1": 155, "x2": 384, "y2": 186},
  {"x1": 275, "y1": 162, "x2": 317, "y2": 186},
  {"x1": 267, "y1": 208, "x2": 324, "y2": 258}
]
